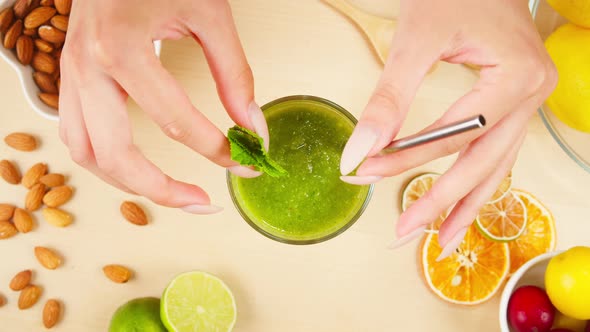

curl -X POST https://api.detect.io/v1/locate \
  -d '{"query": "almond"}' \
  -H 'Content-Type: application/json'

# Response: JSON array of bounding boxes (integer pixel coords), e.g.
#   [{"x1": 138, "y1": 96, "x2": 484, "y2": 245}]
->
[
  {"x1": 13, "y1": 0, "x2": 33, "y2": 18},
  {"x1": 38, "y1": 24, "x2": 65, "y2": 44},
  {"x1": 103, "y1": 265, "x2": 133, "y2": 283},
  {"x1": 41, "y1": 207, "x2": 72, "y2": 227},
  {"x1": 24, "y1": 6, "x2": 55, "y2": 29},
  {"x1": 34, "y1": 38, "x2": 53, "y2": 52},
  {"x1": 33, "y1": 71, "x2": 58, "y2": 94},
  {"x1": 9, "y1": 269, "x2": 32, "y2": 291},
  {"x1": 0, "y1": 160, "x2": 21, "y2": 185},
  {"x1": 16, "y1": 35, "x2": 34, "y2": 65},
  {"x1": 40, "y1": 0, "x2": 54, "y2": 6},
  {"x1": 54, "y1": 0, "x2": 71, "y2": 15},
  {"x1": 34, "y1": 246, "x2": 61, "y2": 270},
  {"x1": 120, "y1": 201, "x2": 148, "y2": 226},
  {"x1": 14, "y1": 208, "x2": 34, "y2": 233},
  {"x1": 25, "y1": 183, "x2": 46, "y2": 211},
  {"x1": 0, "y1": 293, "x2": 5, "y2": 307},
  {"x1": 50, "y1": 14, "x2": 67, "y2": 31},
  {"x1": 0, "y1": 7, "x2": 14, "y2": 34},
  {"x1": 0, "y1": 204, "x2": 16, "y2": 221},
  {"x1": 43, "y1": 185, "x2": 72, "y2": 207},
  {"x1": 3, "y1": 19, "x2": 23, "y2": 49},
  {"x1": 39, "y1": 173, "x2": 65, "y2": 187},
  {"x1": 18, "y1": 285, "x2": 42, "y2": 309},
  {"x1": 32, "y1": 51, "x2": 56, "y2": 74},
  {"x1": 0, "y1": 221, "x2": 18, "y2": 239},
  {"x1": 43, "y1": 299, "x2": 61, "y2": 328},
  {"x1": 22, "y1": 162, "x2": 47, "y2": 188},
  {"x1": 23, "y1": 27, "x2": 36, "y2": 36},
  {"x1": 39, "y1": 93, "x2": 59, "y2": 109},
  {"x1": 4, "y1": 132, "x2": 37, "y2": 152}
]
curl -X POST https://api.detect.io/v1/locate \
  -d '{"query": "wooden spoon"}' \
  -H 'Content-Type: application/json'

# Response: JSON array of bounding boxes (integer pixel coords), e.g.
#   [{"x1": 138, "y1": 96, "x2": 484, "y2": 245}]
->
[
  {"x1": 322, "y1": 0, "x2": 396, "y2": 65},
  {"x1": 322, "y1": 0, "x2": 439, "y2": 72}
]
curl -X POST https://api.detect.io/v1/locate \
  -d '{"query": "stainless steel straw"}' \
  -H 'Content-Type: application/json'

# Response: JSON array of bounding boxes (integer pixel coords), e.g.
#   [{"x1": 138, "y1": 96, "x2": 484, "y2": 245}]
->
[{"x1": 381, "y1": 115, "x2": 486, "y2": 154}]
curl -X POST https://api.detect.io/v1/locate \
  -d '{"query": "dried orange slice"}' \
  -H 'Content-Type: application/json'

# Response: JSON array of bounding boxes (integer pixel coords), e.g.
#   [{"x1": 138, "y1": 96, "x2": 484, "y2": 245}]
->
[
  {"x1": 476, "y1": 191, "x2": 527, "y2": 242},
  {"x1": 420, "y1": 224, "x2": 510, "y2": 305},
  {"x1": 488, "y1": 172, "x2": 512, "y2": 203},
  {"x1": 508, "y1": 189, "x2": 556, "y2": 274},
  {"x1": 401, "y1": 173, "x2": 445, "y2": 231}
]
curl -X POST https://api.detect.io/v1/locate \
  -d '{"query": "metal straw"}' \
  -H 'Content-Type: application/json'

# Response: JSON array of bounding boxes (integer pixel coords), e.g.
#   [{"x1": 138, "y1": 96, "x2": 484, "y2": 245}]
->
[{"x1": 381, "y1": 115, "x2": 486, "y2": 154}]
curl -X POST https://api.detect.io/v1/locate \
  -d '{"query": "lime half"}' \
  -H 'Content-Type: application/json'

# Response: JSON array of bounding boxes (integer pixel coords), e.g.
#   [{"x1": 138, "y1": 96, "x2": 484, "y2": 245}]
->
[{"x1": 161, "y1": 271, "x2": 237, "y2": 332}]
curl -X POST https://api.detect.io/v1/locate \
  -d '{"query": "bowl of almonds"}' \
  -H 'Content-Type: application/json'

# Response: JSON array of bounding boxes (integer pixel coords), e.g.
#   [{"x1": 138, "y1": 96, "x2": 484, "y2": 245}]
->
[{"x1": 0, "y1": 0, "x2": 161, "y2": 122}]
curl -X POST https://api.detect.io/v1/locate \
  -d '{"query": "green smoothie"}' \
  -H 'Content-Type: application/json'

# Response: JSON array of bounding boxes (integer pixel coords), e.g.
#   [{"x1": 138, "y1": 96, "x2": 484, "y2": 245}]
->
[{"x1": 229, "y1": 96, "x2": 372, "y2": 243}]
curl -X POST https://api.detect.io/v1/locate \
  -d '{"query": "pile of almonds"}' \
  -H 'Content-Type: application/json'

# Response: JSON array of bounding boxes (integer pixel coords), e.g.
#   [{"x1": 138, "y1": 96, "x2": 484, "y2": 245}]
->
[
  {"x1": 0, "y1": 0, "x2": 72, "y2": 110},
  {"x1": 2, "y1": 131, "x2": 146, "y2": 329}
]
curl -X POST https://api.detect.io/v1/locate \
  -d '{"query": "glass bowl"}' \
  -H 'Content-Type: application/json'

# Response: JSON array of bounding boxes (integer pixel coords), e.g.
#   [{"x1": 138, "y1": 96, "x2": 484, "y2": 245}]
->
[
  {"x1": 530, "y1": 0, "x2": 590, "y2": 173},
  {"x1": 227, "y1": 96, "x2": 374, "y2": 245}
]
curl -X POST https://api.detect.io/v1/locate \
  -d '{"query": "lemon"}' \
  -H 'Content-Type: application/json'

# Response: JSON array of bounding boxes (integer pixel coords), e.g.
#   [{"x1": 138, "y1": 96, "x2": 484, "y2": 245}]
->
[
  {"x1": 544, "y1": 24, "x2": 590, "y2": 133},
  {"x1": 547, "y1": 0, "x2": 590, "y2": 28},
  {"x1": 161, "y1": 271, "x2": 237, "y2": 332},
  {"x1": 545, "y1": 246, "x2": 590, "y2": 320},
  {"x1": 109, "y1": 297, "x2": 167, "y2": 332}
]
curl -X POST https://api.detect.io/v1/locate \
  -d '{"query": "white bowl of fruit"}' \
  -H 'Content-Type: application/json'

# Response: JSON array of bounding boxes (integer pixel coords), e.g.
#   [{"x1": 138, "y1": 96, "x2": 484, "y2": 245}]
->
[{"x1": 500, "y1": 247, "x2": 590, "y2": 332}]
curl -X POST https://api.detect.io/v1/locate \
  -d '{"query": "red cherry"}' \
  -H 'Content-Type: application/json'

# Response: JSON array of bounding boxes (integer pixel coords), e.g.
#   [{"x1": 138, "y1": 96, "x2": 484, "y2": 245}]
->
[{"x1": 508, "y1": 285, "x2": 556, "y2": 332}]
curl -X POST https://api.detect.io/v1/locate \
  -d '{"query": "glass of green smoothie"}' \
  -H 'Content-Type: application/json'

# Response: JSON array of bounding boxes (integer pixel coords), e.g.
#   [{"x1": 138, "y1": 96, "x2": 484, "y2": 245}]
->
[{"x1": 227, "y1": 96, "x2": 373, "y2": 244}]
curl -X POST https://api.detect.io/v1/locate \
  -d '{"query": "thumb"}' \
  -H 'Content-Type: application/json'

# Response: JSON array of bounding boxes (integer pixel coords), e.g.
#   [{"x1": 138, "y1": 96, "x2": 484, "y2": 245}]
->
[
  {"x1": 340, "y1": 37, "x2": 440, "y2": 176},
  {"x1": 188, "y1": 3, "x2": 268, "y2": 147}
]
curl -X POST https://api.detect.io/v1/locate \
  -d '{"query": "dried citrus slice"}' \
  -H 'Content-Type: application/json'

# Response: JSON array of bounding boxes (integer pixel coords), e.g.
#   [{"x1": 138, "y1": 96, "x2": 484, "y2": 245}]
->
[
  {"x1": 508, "y1": 189, "x2": 556, "y2": 274},
  {"x1": 420, "y1": 224, "x2": 510, "y2": 305},
  {"x1": 488, "y1": 171, "x2": 512, "y2": 203},
  {"x1": 476, "y1": 191, "x2": 527, "y2": 242},
  {"x1": 401, "y1": 173, "x2": 445, "y2": 231}
]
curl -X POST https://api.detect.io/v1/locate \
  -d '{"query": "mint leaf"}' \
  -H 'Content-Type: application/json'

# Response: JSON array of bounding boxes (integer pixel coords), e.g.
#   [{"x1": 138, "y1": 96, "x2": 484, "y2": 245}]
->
[{"x1": 227, "y1": 126, "x2": 288, "y2": 177}]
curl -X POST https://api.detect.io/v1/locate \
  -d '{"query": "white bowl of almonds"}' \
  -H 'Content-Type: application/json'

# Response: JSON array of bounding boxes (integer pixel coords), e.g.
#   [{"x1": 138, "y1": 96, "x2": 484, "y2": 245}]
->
[{"x1": 0, "y1": 0, "x2": 161, "y2": 122}]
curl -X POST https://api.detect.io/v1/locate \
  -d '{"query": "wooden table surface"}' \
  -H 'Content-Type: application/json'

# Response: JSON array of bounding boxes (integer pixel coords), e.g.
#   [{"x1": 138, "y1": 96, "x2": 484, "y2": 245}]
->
[{"x1": 1, "y1": 0, "x2": 589, "y2": 331}]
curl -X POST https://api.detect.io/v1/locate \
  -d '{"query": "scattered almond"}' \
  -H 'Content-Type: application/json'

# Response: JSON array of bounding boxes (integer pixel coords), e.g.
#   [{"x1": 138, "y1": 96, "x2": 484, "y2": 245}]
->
[
  {"x1": 50, "y1": 14, "x2": 66, "y2": 31},
  {"x1": 43, "y1": 185, "x2": 72, "y2": 207},
  {"x1": 0, "y1": 160, "x2": 21, "y2": 184},
  {"x1": 3, "y1": 19, "x2": 23, "y2": 49},
  {"x1": 4, "y1": 132, "x2": 38, "y2": 152},
  {"x1": 9, "y1": 270, "x2": 32, "y2": 291},
  {"x1": 39, "y1": 93, "x2": 59, "y2": 109},
  {"x1": 43, "y1": 299, "x2": 61, "y2": 328},
  {"x1": 22, "y1": 162, "x2": 47, "y2": 188},
  {"x1": 25, "y1": 182, "x2": 46, "y2": 211},
  {"x1": 54, "y1": 0, "x2": 70, "y2": 15},
  {"x1": 38, "y1": 24, "x2": 65, "y2": 44},
  {"x1": 34, "y1": 38, "x2": 53, "y2": 52},
  {"x1": 24, "y1": 6, "x2": 55, "y2": 29},
  {"x1": 120, "y1": 201, "x2": 148, "y2": 226},
  {"x1": 103, "y1": 264, "x2": 133, "y2": 283},
  {"x1": 0, "y1": 293, "x2": 5, "y2": 307},
  {"x1": 34, "y1": 246, "x2": 61, "y2": 269},
  {"x1": 18, "y1": 285, "x2": 42, "y2": 309},
  {"x1": 0, "y1": 7, "x2": 14, "y2": 34},
  {"x1": 41, "y1": 207, "x2": 72, "y2": 227},
  {"x1": 14, "y1": 208, "x2": 34, "y2": 233},
  {"x1": 31, "y1": 51, "x2": 56, "y2": 74},
  {"x1": 0, "y1": 221, "x2": 18, "y2": 239},
  {"x1": 0, "y1": 204, "x2": 16, "y2": 221},
  {"x1": 39, "y1": 173, "x2": 65, "y2": 187}
]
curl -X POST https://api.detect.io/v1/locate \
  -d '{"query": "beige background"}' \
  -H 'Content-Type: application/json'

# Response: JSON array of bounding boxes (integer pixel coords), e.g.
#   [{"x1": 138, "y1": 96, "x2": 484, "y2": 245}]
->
[{"x1": 1, "y1": 0, "x2": 589, "y2": 331}]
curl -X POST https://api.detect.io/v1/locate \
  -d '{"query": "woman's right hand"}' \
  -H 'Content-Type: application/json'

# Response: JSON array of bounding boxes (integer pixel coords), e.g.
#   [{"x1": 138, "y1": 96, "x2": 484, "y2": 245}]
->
[{"x1": 59, "y1": 0, "x2": 267, "y2": 214}]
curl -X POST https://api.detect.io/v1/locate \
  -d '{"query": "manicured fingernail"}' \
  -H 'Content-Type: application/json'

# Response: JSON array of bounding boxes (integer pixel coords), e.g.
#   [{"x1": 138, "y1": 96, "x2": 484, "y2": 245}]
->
[
  {"x1": 340, "y1": 124, "x2": 380, "y2": 175},
  {"x1": 248, "y1": 102, "x2": 270, "y2": 151},
  {"x1": 228, "y1": 165, "x2": 262, "y2": 178},
  {"x1": 388, "y1": 226, "x2": 426, "y2": 249},
  {"x1": 181, "y1": 204, "x2": 224, "y2": 215},
  {"x1": 340, "y1": 175, "x2": 382, "y2": 185},
  {"x1": 436, "y1": 227, "x2": 468, "y2": 262}
]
